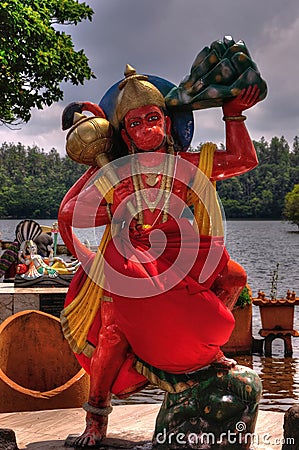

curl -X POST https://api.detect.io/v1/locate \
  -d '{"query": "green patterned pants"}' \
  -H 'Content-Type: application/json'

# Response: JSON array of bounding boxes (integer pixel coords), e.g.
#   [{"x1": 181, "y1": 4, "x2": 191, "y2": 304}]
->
[{"x1": 153, "y1": 365, "x2": 262, "y2": 449}]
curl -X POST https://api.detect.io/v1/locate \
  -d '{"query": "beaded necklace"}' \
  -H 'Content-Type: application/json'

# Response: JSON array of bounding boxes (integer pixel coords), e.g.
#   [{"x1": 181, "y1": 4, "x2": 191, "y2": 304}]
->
[{"x1": 131, "y1": 136, "x2": 175, "y2": 226}]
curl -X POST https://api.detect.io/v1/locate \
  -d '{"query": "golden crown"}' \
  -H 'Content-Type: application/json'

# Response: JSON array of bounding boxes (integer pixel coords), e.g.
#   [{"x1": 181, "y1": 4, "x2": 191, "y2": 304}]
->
[{"x1": 113, "y1": 64, "x2": 166, "y2": 128}]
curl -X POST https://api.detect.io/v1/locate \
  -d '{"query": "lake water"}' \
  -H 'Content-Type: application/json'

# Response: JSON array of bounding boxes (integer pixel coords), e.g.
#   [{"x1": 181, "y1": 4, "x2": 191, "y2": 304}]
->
[
  {"x1": 1, "y1": 218, "x2": 298, "y2": 297},
  {"x1": 1, "y1": 218, "x2": 299, "y2": 411}
]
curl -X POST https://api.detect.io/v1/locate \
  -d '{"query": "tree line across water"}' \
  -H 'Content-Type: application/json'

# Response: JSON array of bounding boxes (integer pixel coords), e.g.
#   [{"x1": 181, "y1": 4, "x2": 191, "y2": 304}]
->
[{"x1": 0, "y1": 137, "x2": 298, "y2": 220}]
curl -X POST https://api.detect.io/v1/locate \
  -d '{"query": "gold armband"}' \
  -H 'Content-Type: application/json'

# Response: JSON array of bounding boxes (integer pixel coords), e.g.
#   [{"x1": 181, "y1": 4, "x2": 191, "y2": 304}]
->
[{"x1": 222, "y1": 115, "x2": 247, "y2": 122}]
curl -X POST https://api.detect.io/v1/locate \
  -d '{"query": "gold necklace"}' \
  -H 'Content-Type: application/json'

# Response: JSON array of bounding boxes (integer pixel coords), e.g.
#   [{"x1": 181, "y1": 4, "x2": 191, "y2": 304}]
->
[
  {"x1": 132, "y1": 157, "x2": 166, "y2": 214},
  {"x1": 137, "y1": 172, "x2": 166, "y2": 213},
  {"x1": 145, "y1": 172, "x2": 160, "y2": 187},
  {"x1": 137, "y1": 159, "x2": 165, "y2": 187},
  {"x1": 131, "y1": 147, "x2": 174, "y2": 224}
]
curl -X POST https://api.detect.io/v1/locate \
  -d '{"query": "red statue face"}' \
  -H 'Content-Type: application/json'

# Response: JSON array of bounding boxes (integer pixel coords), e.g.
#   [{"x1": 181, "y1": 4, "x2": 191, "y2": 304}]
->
[{"x1": 121, "y1": 105, "x2": 171, "y2": 151}]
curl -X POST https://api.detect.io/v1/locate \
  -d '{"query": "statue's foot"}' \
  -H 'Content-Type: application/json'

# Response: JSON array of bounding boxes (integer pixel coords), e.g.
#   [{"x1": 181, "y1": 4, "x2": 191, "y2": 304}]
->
[{"x1": 73, "y1": 412, "x2": 108, "y2": 448}]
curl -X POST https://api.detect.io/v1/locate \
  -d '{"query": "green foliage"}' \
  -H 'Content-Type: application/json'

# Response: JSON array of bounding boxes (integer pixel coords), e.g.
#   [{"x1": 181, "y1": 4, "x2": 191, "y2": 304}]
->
[
  {"x1": 235, "y1": 285, "x2": 251, "y2": 308},
  {"x1": 0, "y1": 142, "x2": 86, "y2": 218},
  {"x1": 217, "y1": 136, "x2": 299, "y2": 219},
  {"x1": 0, "y1": 135, "x2": 299, "y2": 220},
  {"x1": 0, "y1": 0, "x2": 94, "y2": 125},
  {"x1": 283, "y1": 184, "x2": 299, "y2": 229}
]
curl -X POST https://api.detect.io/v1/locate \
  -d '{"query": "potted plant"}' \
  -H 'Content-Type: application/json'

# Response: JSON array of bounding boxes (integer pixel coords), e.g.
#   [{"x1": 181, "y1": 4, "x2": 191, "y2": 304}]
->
[
  {"x1": 221, "y1": 285, "x2": 253, "y2": 355},
  {"x1": 253, "y1": 290, "x2": 298, "y2": 332},
  {"x1": 252, "y1": 263, "x2": 299, "y2": 332}
]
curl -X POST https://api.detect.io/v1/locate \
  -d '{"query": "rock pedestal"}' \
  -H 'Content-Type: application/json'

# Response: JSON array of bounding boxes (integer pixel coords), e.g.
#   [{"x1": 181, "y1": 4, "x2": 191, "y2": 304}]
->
[
  {"x1": 282, "y1": 405, "x2": 299, "y2": 450},
  {"x1": 0, "y1": 429, "x2": 18, "y2": 450}
]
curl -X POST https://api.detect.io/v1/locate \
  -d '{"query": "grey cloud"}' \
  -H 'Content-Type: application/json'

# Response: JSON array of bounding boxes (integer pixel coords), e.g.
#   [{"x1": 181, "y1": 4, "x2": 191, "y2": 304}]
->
[{"x1": 1, "y1": 0, "x2": 299, "y2": 153}]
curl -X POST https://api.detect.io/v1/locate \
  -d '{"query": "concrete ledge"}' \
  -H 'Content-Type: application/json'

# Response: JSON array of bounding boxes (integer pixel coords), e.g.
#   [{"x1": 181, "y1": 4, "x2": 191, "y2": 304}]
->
[
  {"x1": 0, "y1": 283, "x2": 68, "y2": 322},
  {"x1": 0, "y1": 283, "x2": 68, "y2": 295},
  {"x1": 0, "y1": 405, "x2": 285, "y2": 449}
]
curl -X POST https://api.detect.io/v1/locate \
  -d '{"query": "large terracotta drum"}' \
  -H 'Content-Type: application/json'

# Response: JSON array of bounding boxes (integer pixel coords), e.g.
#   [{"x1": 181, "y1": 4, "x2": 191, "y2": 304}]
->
[{"x1": 0, "y1": 310, "x2": 89, "y2": 412}]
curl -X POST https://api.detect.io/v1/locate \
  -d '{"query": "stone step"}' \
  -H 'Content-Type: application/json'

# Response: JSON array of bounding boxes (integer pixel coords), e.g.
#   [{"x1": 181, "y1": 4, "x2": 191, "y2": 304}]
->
[{"x1": 0, "y1": 405, "x2": 285, "y2": 449}]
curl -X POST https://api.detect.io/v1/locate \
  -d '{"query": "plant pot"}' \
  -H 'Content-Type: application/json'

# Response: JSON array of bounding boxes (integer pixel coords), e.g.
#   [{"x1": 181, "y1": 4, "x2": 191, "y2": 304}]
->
[
  {"x1": 221, "y1": 303, "x2": 253, "y2": 355},
  {"x1": 260, "y1": 304, "x2": 294, "y2": 330},
  {"x1": 253, "y1": 298, "x2": 296, "y2": 331},
  {"x1": 0, "y1": 310, "x2": 89, "y2": 412}
]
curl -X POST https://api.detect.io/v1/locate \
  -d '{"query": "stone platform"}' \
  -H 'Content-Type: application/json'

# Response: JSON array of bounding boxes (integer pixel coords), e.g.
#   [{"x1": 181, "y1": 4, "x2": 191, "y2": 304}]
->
[
  {"x1": 0, "y1": 283, "x2": 68, "y2": 322},
  {"x1": 0, "y1": 405, "x2": 286, "y2": 450}
]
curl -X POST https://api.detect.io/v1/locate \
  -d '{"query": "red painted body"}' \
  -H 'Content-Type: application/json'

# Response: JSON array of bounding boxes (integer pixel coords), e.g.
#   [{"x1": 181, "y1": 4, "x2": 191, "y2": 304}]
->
[{"x1": 58, "y1": 86, "x2": 258, "y2": 446}]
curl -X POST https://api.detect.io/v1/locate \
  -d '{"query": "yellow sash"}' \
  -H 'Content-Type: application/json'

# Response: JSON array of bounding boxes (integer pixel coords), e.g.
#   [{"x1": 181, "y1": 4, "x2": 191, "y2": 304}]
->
[
  {"x1": 60, "y1": 175, "x2": 115, "y2": 357},
  {"x1": 187, "y1": 142, "x2": 223, "y2": 237}
]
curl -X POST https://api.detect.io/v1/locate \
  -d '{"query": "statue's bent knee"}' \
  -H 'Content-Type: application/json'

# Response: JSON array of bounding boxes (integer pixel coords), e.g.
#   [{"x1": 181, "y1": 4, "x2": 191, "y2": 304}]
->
[{"x1": 99, "y1": 324, "x2": 124, "y2": 346}]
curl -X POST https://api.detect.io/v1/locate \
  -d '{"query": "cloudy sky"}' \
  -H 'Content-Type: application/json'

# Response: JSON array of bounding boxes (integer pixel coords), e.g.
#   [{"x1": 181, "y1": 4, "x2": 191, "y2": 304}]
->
[{"x1": 1, "y1": 0, "x2": 299, "y2": 154}]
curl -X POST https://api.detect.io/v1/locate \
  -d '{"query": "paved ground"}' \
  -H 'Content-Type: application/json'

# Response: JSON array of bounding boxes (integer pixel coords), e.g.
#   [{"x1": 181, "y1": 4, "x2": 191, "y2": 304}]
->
[{"x1": 0, "y1": 405, "x2": 287, "y2": 449}]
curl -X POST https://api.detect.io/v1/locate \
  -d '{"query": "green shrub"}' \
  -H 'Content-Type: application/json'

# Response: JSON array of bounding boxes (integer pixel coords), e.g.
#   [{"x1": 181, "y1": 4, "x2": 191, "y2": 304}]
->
[{"x1": 235, "y1": 285, "x2": 251, "y2": 308}]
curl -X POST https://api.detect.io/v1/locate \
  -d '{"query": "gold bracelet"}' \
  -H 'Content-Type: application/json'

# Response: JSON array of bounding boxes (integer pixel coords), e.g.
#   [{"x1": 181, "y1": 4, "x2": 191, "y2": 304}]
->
[
  {"x1": 106, "y1": 204, "x2": 113, "y2": 221},
  {"x1": 83, "y1": 402, "x2": 113, "y2": 416},
  {"x1": 222, "y1": 115, "x2": 247, "y2": 122}
]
